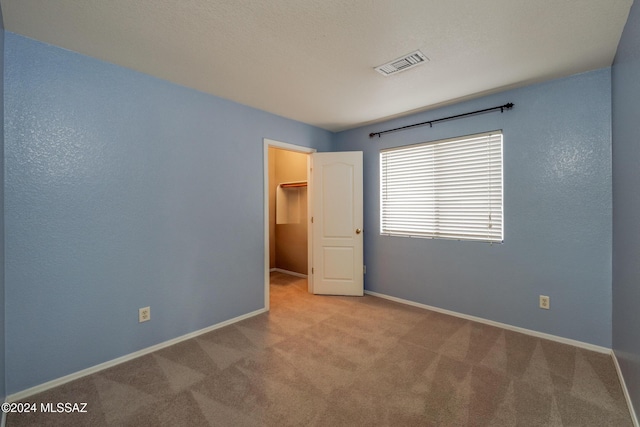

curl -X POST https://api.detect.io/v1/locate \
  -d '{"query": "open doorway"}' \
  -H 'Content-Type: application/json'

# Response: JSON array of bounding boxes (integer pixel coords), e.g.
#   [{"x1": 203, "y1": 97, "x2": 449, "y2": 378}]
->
[
  {"x1": 263, "y1": 139, "x2": 315, "y2": 310},
  {"x1": 269, "y1": 147, "x2": 308, "y2": 275}
]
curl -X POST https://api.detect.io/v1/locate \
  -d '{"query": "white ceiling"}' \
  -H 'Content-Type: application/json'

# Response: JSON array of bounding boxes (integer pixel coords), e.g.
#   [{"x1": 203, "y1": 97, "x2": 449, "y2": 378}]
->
[{"x1": 0, "y1": 0, "x2": 633, "y2": 132}]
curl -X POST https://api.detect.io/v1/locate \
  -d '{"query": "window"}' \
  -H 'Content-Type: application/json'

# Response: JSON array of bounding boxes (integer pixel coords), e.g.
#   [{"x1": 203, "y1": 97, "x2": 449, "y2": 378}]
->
[{"x1": 380, "y1": 131, "x2": 503, "y2": 242}]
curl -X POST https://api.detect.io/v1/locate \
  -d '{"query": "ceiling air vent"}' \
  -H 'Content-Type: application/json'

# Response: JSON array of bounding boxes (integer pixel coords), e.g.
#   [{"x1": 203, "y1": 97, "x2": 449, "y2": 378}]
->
[{"x1": 375, "y1": 50, "x2": 429, "y2": 76}]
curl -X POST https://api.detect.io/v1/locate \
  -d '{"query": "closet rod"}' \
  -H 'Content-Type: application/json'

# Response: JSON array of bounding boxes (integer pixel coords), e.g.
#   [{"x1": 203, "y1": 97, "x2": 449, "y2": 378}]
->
[{"x1": 369, "y1": 102, "x2": 514, "y2": 138}]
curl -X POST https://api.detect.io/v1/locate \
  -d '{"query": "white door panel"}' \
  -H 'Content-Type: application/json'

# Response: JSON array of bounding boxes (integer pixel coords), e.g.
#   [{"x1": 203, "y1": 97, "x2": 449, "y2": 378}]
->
[
  {"x1": 311, "y1": 152, "x2": 363, "y2": 296},
  {"x1": 323, "y1": 247, "x2": 354, "y2": 280}
]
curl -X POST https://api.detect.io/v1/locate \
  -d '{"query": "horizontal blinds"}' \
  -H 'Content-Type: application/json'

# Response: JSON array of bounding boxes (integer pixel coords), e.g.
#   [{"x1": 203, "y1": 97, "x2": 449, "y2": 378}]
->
[{"x1": 380, "y1": 132, "x2": 503, "y2": 242}]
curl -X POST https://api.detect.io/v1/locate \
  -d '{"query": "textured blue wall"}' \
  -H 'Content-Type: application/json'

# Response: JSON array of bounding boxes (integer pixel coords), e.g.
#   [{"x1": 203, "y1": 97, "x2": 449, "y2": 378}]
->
[
  {"x1": 0, "y1": 3, "x2": 6, "y2": 401},
  {"x1": 334, "y1": 69, "x2": 613, "y2": 347},
  {"x1": 4, "y1": 33, "x2": 332, "y2": 394},
  {"x1": 612, "y1": 0, "x2": 640, "y2": 417}
]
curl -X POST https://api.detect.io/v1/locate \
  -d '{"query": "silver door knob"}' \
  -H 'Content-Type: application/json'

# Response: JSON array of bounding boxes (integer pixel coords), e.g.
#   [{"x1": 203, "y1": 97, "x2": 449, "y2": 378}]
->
[{"x1": 356, "y1": 228, "x2": 362, "y2": 234}]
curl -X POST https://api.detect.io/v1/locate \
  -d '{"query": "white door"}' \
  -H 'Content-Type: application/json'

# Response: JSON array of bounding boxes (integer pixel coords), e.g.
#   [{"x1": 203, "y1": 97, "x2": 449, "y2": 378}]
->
[{"x1": 311, "y1": 152, "x2": 363, "y2": 296}]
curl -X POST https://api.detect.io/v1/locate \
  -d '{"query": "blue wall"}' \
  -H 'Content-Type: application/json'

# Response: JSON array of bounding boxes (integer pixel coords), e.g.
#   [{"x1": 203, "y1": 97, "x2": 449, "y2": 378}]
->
[
  {"x1": 3, "y1": 33, "x2": 332, "y2": 394},
  {"x1": 612, "y1": 0, "x2": 640, "y2": 417},
  {"x1": 334, "y1": 69, "x2": 613, "y2": 347},
  {"x1": 0, "y1": 3, "x2": 6, "y2": 402}
]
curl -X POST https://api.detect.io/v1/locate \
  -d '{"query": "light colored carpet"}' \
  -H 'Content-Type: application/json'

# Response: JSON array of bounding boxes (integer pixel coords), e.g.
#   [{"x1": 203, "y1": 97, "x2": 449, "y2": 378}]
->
[{"x1": 7, "y1": 272, "x2": 633, "y2": 426}]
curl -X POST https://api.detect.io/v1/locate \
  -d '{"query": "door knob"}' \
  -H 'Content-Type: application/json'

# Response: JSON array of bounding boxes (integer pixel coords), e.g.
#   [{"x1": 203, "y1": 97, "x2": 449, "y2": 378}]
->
[{"x1": 356, "y1": 228, "x2": 362, "y2": 234}]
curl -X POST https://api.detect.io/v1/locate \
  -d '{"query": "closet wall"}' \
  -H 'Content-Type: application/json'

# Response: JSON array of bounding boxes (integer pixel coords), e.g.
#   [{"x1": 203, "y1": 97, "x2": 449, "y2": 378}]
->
[{"x1": 269, "y1": 148, "x2": 308, "y2": 274}]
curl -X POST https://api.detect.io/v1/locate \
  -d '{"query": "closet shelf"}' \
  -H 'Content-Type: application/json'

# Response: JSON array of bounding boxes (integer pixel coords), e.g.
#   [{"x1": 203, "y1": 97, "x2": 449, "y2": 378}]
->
[{"x1": 279, "y1": 181, "x2": 307, "y2": 188}]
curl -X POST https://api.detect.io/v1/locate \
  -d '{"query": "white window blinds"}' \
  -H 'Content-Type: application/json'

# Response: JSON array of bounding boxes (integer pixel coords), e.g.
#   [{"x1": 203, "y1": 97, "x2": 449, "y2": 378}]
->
[{"x1": 380, "y1": 131, "x2": 503, "y2": 242}]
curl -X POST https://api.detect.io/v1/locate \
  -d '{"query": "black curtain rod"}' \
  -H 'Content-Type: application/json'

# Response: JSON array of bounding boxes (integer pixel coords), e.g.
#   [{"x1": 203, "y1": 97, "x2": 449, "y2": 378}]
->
[{"x1": 369, "y1": 102, "x2": 514, "y2": 138}]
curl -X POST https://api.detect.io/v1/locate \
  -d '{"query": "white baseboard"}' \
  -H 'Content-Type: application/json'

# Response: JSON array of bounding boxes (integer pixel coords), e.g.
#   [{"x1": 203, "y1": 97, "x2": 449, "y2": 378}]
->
[
  {"x1": 270, "y1": 268, "x2": 307, "y2": 278},
  {"x1": 364, "y1": 290, "x2": 611, "y2": 354},
  {"x1": 6, "y1": 307, "x2": 268, "y2": 402},
  {"x1": 612, "y1": 351, "x2": 640, "y2": 427}
]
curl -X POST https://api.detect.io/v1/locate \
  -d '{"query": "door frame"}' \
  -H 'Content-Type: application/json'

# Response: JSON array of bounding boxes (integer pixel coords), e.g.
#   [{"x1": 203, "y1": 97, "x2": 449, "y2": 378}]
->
[{"x1": 263, "y1": 138, "x2": 316, "y2": 310}]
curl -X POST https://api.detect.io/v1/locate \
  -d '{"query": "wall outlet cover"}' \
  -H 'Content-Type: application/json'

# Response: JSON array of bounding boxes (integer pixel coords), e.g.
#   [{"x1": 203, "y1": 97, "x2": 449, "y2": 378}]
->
[
  {"x1": 539, "y1": 295, "x2": 550, "y2": 310},
  {"x1": 139, "y1": 306, "x2": 151, "y2": 322}
]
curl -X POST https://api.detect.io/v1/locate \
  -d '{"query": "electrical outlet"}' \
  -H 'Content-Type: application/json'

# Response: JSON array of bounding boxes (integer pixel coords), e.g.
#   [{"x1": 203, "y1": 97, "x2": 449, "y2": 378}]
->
[
  {"x1": 539, "y1": 295, "x2": 550, "y2": 310},
  {"x1": 139, "y1": 306, "x2": 150, "y2": 323}
]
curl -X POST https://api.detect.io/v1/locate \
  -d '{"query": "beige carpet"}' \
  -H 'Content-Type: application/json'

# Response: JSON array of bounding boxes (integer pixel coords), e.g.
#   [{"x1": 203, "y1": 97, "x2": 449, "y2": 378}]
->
[{"x1": 7, "y1": 272, "x2": 633, "y2": 426}]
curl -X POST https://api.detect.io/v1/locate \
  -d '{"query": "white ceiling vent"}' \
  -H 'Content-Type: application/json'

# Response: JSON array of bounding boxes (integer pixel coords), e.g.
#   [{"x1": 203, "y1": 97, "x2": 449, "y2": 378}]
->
[{"x1": 375, "y1": 50, "x2": 429, "y2": 76}]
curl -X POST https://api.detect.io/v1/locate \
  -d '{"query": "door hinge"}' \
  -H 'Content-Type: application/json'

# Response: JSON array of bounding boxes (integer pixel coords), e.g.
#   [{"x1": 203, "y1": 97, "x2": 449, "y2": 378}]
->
[
  {"x1": 363, "y1": 265, "x2": 366, "y2": 274},
  {"x1": 311, "y1": 216, "x2": 314, "y2": 223},
  {"x1": 312, "y1": 267, "x2": 314, "y2": 274}
]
